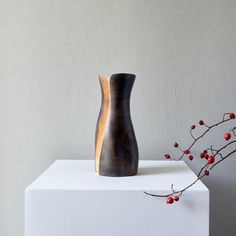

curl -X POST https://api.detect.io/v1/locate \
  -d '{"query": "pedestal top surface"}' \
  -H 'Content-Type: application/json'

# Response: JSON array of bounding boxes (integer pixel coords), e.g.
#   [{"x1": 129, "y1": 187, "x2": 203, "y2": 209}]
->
[{"x1": 26, "y1": 160, "x2": 208, "y2": 191}]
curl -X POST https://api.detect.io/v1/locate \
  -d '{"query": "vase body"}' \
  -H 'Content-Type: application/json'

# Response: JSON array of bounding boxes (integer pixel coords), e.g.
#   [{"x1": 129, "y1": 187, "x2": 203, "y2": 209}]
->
[{"x1": 95, "y1": 73, "x2": 139, "y2": 176}]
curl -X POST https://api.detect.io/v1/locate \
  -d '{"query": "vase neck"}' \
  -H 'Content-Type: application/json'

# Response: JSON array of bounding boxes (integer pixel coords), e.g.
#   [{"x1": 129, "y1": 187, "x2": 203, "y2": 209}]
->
[{"x1": 99, "y1": 74, "x2": 135, "y2": 104}]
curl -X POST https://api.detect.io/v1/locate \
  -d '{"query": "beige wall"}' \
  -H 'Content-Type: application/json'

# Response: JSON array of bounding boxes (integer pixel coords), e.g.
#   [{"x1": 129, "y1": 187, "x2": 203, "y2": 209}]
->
[{"x1": 1, "y1": 0, "x2": 236, "y2": 235}]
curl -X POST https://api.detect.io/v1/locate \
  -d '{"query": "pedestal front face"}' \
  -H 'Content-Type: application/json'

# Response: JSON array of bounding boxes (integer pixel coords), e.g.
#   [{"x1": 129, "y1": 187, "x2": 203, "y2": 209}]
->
[{"x1": 25, "y1": 160, "x2": 209, "y2": 236}]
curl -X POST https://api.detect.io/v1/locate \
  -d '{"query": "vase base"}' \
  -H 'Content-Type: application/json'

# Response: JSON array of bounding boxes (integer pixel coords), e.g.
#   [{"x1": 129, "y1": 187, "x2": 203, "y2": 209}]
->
[{"x1": 97, "y1": 170, "x2": 138, "y2": 177}]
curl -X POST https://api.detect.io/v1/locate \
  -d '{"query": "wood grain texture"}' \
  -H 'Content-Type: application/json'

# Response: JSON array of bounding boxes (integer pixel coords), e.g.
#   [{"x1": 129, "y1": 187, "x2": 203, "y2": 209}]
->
[
  {"x1": 95, "y1": 73, "x2": 139, "y2": 176},
  {"x1": 95, "y1": 75, "x2": 110, "y2": 173}
]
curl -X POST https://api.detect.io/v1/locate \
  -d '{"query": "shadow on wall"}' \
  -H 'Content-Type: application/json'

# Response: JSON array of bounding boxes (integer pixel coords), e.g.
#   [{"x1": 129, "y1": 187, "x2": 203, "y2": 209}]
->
[
  {"x1": 186, "y1": 156, "x2": 236, "y2": 236},
  {"x1": 207, "y1": 176, "x2": 236, "y2": 236}
]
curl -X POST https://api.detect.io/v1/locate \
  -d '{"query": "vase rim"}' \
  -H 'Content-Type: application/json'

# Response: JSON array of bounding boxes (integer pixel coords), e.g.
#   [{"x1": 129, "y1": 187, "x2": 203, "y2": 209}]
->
[
  {"x1": 99, "y1": 73, "x2": 136, "y2": 78},
  {"x1": 111, "y1": 73, "x2": 136, "y2": 76}
]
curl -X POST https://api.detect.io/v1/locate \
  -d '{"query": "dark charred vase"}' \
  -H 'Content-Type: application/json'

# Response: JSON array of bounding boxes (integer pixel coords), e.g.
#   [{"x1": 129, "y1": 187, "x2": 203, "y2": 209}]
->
[{"x1": 95, "y1": 73, "x2": 139, "y2": 177}]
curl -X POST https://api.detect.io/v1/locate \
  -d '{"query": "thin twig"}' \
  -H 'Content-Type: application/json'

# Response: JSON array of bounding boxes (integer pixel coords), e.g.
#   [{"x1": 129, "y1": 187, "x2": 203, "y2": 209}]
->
[
  {"x1": 144, "y1": 113, "x2": 236, "y2": 201},
  {"x1": 176, "y1": 117, "x2": 232, "y2": 160}
]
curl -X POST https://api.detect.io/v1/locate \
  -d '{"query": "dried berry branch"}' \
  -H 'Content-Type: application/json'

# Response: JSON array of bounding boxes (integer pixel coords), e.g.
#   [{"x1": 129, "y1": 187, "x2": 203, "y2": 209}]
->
[{"x1": 144, "y1": 112, "x2": 236, "y2": 204}]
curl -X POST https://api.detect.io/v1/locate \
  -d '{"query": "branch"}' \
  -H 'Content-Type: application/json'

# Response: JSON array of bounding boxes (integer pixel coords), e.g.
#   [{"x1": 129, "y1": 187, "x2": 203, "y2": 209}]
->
[
  {"x1": 145, "y1": 112, "x2": 236, "y2": 204},
  {"x1": 173, "y1": 116, "x2": 232, "y2": 161},
  {"x1": 144, "y1": 148, "x2": 236, "y2": 199}
]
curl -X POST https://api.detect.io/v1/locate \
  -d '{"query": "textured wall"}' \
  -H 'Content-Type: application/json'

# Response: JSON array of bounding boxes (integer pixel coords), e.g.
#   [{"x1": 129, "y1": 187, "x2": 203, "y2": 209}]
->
[{"x1": 0, "y1": 0, "x2": 236, "y2": 235}]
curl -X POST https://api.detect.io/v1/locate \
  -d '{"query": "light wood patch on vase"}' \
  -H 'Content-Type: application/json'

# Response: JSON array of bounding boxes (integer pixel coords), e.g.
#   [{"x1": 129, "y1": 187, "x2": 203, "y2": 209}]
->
[{"x1": 95, "y1": 75, "x2": 110, "y2": 173}]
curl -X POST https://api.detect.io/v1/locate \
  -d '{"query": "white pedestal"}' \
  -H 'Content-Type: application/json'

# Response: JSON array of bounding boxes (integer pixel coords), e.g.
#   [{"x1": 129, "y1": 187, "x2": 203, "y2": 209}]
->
[{"x1": 25, "y1": 160, "x2": 209, "y2": 236}]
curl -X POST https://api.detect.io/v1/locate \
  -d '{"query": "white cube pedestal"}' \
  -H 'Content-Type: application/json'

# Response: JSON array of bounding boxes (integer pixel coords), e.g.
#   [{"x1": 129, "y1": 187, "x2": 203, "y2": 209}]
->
[{"x1": 25, "y1": 160, "x2": 209, "y2": 236}]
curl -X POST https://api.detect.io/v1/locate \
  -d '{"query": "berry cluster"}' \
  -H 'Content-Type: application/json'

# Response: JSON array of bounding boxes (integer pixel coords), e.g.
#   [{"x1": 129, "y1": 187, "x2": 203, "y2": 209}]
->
[
  {"x1": 144, "y1": 112, "x2": 236, "y2": 204},
  {"x1": 166, "y1": 195, "x2": 179, "y2": 204},
  {"x1": 164, "y1": 112, "x2": 236, "y2": 162}
]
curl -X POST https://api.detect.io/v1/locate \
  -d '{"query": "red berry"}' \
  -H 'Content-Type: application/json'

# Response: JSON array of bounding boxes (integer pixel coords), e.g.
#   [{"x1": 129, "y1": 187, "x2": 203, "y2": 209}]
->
[
  {"x1": 203, "y1": 150, "x2": 208, "y2": 154},
  {"x1": 200, "y1": 153, "x2": 205, "y2": 158},
  {"x1": 224, "y1": 133, "x2": 231, "y2": 141},
  {"x1": 188, "y1": 155, "x2": 193, "y2": 160},
  {"x1": 204, "y1": 170, "x2": 209, "y2": 176},
  {"x1": 191, "y1": 125, "x2": 196, "y2": 130},
  {"x1": 208, "y1": 156, "x2": 215, "y2": 164},
  {"x1": 166, "y1": 196, "x2": 174, "y2": 204},
  {"x1": 204, "y1": 153, "x2": 209, "y2": 159},
  {"x1": 229, "y1": 113, "x2": 235, "y2": 119},
  {"x1": 199, "y1": 120, "x2": 204, "y2": 125},
  {"x1": 165, "y1": 154, "x2": 171, "y2": 159},
  {"x1": 174, "y1": 142, "x2": 178, "y2": 148},
  {"x1": 174, "y1": 196, "x2": 179, "y2": 201},
  {"x1": 184, "y1": 149, "x2": 190, "y2": 155}
]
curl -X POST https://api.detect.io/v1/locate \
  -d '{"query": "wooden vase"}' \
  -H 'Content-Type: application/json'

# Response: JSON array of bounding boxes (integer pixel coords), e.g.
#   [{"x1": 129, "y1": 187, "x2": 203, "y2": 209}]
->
[{"x1": 95, "y1": 73, "x2": 139, "y2": 177}]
